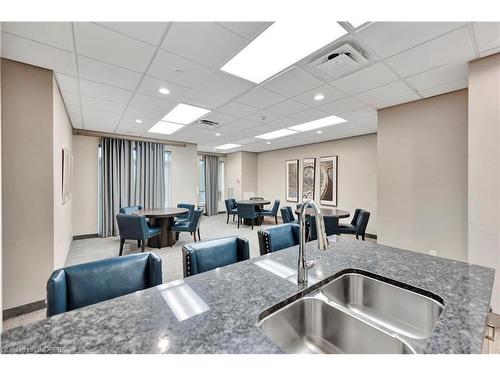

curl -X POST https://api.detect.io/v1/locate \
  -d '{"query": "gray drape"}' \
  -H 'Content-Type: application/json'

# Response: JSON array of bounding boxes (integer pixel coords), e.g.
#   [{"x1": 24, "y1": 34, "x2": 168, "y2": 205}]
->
[
  {"x1": 204, "y1": 155, "x2": 219, "y2": 216},
  {"x1": 100, "y1": 137, "x2": 165, "y2": 237}
]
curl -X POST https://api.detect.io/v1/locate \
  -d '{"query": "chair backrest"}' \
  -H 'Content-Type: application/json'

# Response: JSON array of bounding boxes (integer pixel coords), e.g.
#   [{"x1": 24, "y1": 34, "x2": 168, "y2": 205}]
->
[
  {"x1": 177, "y1": 203, "x2": 195, "y2": 220},
  {"x1": 187, "y1": 208, "x2": 204, "y2": 231},
  {"x1": 224, "y1": 199, "x2": 232, "y2": 212},
  {"x1": 119, "y1": 205, "x2": 143, "y2": 215},
  {"x1": 258, "y1": 224, "x2": 300, "y2": 255},
  {"x1": 286, "y1": 206, "x2": 296, "y2": 221},
  {"x1": 309, "y1": 215, "x2": 339, "y2": 240},
  {"x1": 237, "y1": 203, "x2": 258, "y2": 219},
  {"x1": 270, "y1": 199, "x2": 280, "y2": 215},
  {"x1": 351, "y1": 208, "x2": 361, "y2": 225},
  {"x1": 182, "y1": 236, "x2": 250, "y2": 276},
  {"x1": 116, "y1": 214, "x2": 149, "y2": 240},
  {"x1": 296, "y1": 203, "x2": 304, "y2": 210},
  {"x1": 250, "y1": 196, "x2": 264, "y2": 201},
  {"x1": 355, "y1": 210, "x2": 370, "y2": 235},
  {"x1": 46, "y1": 253, "x2": 162, "y2": 317},
  {"x1": 280, "y1": 207, "x2": 293, "y2": 223}
]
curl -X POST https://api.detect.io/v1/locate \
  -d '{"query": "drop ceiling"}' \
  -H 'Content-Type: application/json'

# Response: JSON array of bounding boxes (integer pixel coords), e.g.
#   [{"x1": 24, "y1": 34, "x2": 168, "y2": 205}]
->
[{"x1": 1, "y1": 21, "x2": 499, "y2": 153}]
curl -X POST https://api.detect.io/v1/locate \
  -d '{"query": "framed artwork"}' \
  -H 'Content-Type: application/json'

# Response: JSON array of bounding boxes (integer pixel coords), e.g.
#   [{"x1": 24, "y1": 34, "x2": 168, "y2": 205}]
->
[
  {"x1": 62, "y1": 147, "x2": 73, "y2": 204},
  {"x1": 285, "y1": 159, "x2": 299, "y2": 202},
  {"x1": 302, "y1": 158, "x2": 316, "y2": 200},
  {"x1": 319, "y1": 155, "x2": 338, "y2": 206}
]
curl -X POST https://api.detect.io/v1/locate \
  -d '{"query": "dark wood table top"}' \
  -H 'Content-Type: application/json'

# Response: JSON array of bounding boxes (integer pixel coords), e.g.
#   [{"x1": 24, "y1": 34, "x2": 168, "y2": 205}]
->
[
  {"x1": 137, "y1": 207, "x2": 188, "y2": 218},
  {"x1": 295, "y1": 207, "x2": 350, "y2": 218},
  {"x1": 237, "y1": 200, "x2": 271, "y2": 205}
]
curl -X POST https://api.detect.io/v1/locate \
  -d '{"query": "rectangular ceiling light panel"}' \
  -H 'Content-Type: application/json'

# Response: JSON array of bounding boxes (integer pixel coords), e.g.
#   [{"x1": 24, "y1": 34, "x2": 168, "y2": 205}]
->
[
  {"x1": 148, "y1": 121, "x2": 185, "y2": 135},
  {"x1": 255, "y1": 128, "x2": 298, "y2": 140},
  {"x1": 289, "y1": 115, "x2": 346, "y2": 132},
  {"x1": 221, "y1": 21, "x2": 347, "y2": 83},
  {"x1": 162, "y1": 103, "x2": 211, "y2": 125},
  {"x1": 214, "y1": 143, "x2": 242, "y2": 150}
]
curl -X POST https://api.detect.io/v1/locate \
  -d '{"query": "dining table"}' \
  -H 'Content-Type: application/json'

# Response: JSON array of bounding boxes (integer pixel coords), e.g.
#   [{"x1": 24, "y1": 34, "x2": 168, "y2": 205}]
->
[
  {"x1": 237, "y1": 199, "x2": 270, "y2": 226},
  {"x1": 137, "y1": 207, "x2": 188, "y2": 248},
  {"x1": 295, "y1": 207, "x2": 350, "y2": 220}
]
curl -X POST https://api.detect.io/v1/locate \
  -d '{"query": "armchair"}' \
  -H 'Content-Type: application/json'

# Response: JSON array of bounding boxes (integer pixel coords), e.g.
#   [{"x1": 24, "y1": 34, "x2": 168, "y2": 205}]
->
[
  {"x1": 258, "y1": 223, "x2": 300, "y2": 255},
  {"x1": 116, "y1": 214, "x2": 161, "y2": 255}
]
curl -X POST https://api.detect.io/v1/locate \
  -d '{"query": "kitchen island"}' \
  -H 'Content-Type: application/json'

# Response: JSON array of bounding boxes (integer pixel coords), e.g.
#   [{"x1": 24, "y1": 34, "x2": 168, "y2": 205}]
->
[{"x1": 1, "y1": 236, "x2": 494, "y2": 354}]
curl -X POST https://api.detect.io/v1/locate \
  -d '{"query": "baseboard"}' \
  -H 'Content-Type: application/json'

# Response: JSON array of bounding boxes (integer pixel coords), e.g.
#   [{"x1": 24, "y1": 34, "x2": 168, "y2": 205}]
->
[
  {"x1": 366, "y1": 233, "x2": 377, "y2": 239},
  {"x1": 73, "y1": 233, "x2": 99, "y2": 240},
  {"x1": 3, "y1": 300, "x2": 46, "y2": 321}
]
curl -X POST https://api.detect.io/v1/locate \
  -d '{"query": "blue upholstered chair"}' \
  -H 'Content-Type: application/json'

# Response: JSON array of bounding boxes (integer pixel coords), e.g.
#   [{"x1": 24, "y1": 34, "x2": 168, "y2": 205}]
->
[
  {"x1": 182, "y1": 236, "x2": 250, "y2": 277},
  {"x1": 259, "y1": 199, "x2": 280, "y2": 225},
  {"x1": 171, "y1": 208, "x2": 204, "y2": 242},
  {"x1": 280, "y1": 206, "x2": 299, "y2": 224},
  {"x1": 119, "y1": 205, "x2": 143, "y2": 215},
  {"x1": 46, "y1": 252, "x2": 162, "y2": 317},
  {"x1": 176, "y1": 203, "x2": 195, "y2": 223},
  {"x1": 116, "y1": 214, "x2": 161, "y2": 255},
  {"x1": 309, "y1": 215, "x2": 339, "y2": 241},
  {"x1": 257, "y1": 223, "x2": 300, "y2": 255},
  {"x1": 224, "y1": 199, "x2": 238, "y2": 224},
  {"x1": 237, "y1": 203, "x2": 259, "y2": 229},
  {"x1": 338, "y1": 209, "x2": 371, "y2": 241}
]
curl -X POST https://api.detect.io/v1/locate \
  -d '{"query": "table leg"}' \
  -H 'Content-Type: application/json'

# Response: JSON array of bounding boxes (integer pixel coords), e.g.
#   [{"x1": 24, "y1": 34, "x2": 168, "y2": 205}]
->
[{"x1": 148, "y1": 217, "x2": 176, "y2": 248}]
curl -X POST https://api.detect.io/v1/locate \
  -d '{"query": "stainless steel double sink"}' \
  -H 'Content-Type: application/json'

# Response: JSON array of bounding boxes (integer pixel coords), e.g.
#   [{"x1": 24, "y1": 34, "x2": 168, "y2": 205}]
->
[{"x1": 258, "y1": 270, "x2": 444, "y2": 354}]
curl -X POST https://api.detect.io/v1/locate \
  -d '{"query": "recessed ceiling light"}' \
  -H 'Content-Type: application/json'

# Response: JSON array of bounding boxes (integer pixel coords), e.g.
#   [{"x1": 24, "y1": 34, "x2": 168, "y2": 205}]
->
[
  {"x1": 158, "y1": 88, "x2": 170, "y2": 95},
  {"x1": 255, "y1": 129, "x2": 298, "y2": 140},
  {"x1": 214, "y1": 143, "x2": 242, "y2": 150},
  {"x1": 288, "y1": 115, "x2": 346, "y2": 132},
  {"x1": 314, "y1": 94, "x2": 325, "y2": 101},
  {"x1": 162, "y1": 103, "x2": 211, "y2": 125},
  {"x1": 147, "y1": 121, "x2": 185, "y2": 135},
  {"x1": 215, "y1": 133, "x2": 221, "y2": 136},
  {"x1": 221, "y1": 21, "x2": 347, "y2": 83},
  {"x1": 134, "y1": 119, "x2": 143, "y2": 124},
  {"x1": 316, "y1": 130, "x2": 323, "y2": 134},
  {"x1": 266, "y1": 141, "x2": 271, "y2": 145}
]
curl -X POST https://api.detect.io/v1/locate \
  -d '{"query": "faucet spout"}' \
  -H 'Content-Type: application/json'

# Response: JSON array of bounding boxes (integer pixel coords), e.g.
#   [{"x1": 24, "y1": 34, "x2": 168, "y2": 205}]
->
[{"x1": 297, "y1": 200, "x2": 329, "y2": 287}]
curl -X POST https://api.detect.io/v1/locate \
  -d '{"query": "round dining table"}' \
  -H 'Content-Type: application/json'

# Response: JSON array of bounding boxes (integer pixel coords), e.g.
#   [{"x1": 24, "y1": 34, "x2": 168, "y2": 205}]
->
[
  {"x1": 295, "y1": 207, "x2": 350, "y2": 219},
  {"x1": 237, "y1": 199, "x2": 270, "y2": 226},
  {"x1": 137, "y1": 207, "x2": 188, "y2": 248}
]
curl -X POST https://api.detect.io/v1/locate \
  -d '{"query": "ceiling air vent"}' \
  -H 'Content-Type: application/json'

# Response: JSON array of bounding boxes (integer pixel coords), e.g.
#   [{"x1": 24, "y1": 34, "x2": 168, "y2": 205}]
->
[
  {"x1": 308, "y1": 43, "x2": 368, "y2": 79},
  {"x1": 193, "y1": 119, "x2": 220, "y2": 130}
]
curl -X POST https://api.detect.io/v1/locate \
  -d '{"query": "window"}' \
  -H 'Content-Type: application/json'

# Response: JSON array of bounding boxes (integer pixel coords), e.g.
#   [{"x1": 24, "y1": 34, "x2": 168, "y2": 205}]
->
[
  {"x1": 218, "y1": 160, "x2": 224, "y2": 203},
  {"x1": 198, "y1": 157, "x2": 206, "y2": 204},
  {"x1": 164, "y1": 151, "x2": 172, "y2": 206}
]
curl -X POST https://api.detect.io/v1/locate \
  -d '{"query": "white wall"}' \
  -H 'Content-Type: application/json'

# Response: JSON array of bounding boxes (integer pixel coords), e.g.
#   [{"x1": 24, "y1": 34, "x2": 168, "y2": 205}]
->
[
  {"x1": 53, "y1": 79, "x2": 73, "y2": 269},
  {"x1": 225, "y1": 152, "x2": 242, "y2": 200},
  {"x1": 257, "y1": 134, "x2": 377, "y2": 234},
  {"x1": 72, "y1": 135, "x2": 99, "y2": 236},
  {"x1": 241, "y1": 152, "x2": 258, "y2": 199},
  {"x1": 377, "y1": 90, "x2": 468, "y2": 262},
  {"x1": 468, "y1": 53, "x2": 500, "y2": 312}
]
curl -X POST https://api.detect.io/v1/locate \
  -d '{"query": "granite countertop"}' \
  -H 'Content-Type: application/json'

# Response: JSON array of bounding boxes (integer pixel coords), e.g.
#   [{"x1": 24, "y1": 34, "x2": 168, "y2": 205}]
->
[{"x1": 0, "y1": 236, "x2": 495, "y2": 354}]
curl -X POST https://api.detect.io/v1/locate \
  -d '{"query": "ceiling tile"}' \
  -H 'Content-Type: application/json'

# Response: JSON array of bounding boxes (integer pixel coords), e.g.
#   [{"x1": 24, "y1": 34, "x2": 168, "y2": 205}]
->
[
  {"x1": 245, "y1": 109, "x2": 283, "y2": 123},
  {"x1": 374, "y1": 93, "x2": 421, "y2": 109},
  {"x1": 1, "y1": 32, "x2": 77, "y2": 76},
  {"x1": 137, "y1": 75, "x2": 192, "y2": 102},
  {"x1": 217, "y1": 22, "x2": 272, "y2": 40},
  {"x1": 405, "y1": 62, "x2": 469, "y2": 92},
  {"x1": 236, "y1": 87, "x2": 285, "y2": 109},
  {"x1": 124, "y1": 106, "x2": 164, "y2": 121},
  {"x1": 162, "y1": 22, "x2": 247, "y2": 68},
  {"x1": 293, "y1": 84, "x2": 346, "y2": 107},
  {"x1": 74, "y1": 22, "x2": 156, "y2": 72},
  {"x1": 147, "y1": 49, "x2": 213, "y2": 88},
  {"x1": 115, "y1": 115, "x2": 157, "y2": 135},
  {"x1": 266, "y1": 99, "x2": 310, "y2": 116},
  {"x1": 331, "y1": 63, "x2": 398, "y2": 95},
  {"x1": 200, "y1": 111, "x2": 238, "y2": 126},
  {"x1": 290, "y1": 108, "x2": 330, "y2": 123},
  {"x1": 129, "y1": 93, "x2": 176, "y2": 113},
  {"x1": 357, "y1": 22, "x2": 466, "y2": 58},
  {"x1": 418, "y1": 79, "x2": 468, "y2": 98},
  {"x1": 338, "y1": 106, "x2": 377, "y2": 122},
  {"x1": 318, "y1": 97, "x2": 366, "y2": 114},
  {"x1": 55, "y1": 73, "x2": 79, "y2": 94},
  {"x1": 473, "y1": 22, "x2": 500, "y2": 53},
  {"x1": 81, "y1": 96, "x2": 126, "y2": 114},
  {"x1": 79, "y1": 79, "x2": 134, "y2": 104},
  {"x1": 184, "y1": 70, "x2": 254, "y2": 109},
  {"x1": 355, "y1": 81, "x2": 415, "y2": 105},
  {"x1": 1, "y1": 22, "x2": 74, "y2": 51},
  {"x1": 97, "y1": 22, "x2": 169, "y2": 45},
  {"x1": 82, "y1": 108, "x2": 121, "y2": 132},
  {"x1": 385, "y1": 27, "x2": 475, "y2": 78},
  {"x1": 227, "y1": 118, "x2": 260, "y2": 130},
  {"x1": 217, "y1": 101, "x2": 258, "y2": 117},
  {"x1": 262, "y1": 66, "x2": 324, "y2": 97},
  {"x1": 62, "y1": 92, "x2": 80, "y2": 106},
  {"x1": 77, "y1": 56, "x2": 143, "y2": 91}
]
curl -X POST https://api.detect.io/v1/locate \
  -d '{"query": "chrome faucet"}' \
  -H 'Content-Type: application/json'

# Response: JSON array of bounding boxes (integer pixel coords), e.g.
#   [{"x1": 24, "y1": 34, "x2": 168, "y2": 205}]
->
[{"x1": 298, "y1": 200, "x2": 329, "y2": 287}]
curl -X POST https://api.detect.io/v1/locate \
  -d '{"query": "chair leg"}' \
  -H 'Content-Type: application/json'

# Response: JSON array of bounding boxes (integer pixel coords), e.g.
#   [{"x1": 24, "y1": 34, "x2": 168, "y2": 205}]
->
[
  {"x1": 275, "y1": 215, "x2": 278, "y2": 225},
  {"x1": 233, "y1": 214, "x2": 235, "y2": 221},
  {"x1": 158, "y1": 233, "x2": 162, "y2": 249},
  {"x1": 197, "y1": 228, "x2": 201, "y2": 241},
  {"x1": 227, "y1": 213, "x2": 229, "y2": 224},
  {"x1": 141, "y1": 241, "x2": 146, "y2": 252},
  {"x1": 119, "y1": 238, "x2": 125, "y2": 256},
  {"x1": 176, "y1": 232, "x2": 180, "y2": 241},
  {"x1": 356, "y1": 234, "x2": 359, "y2": 240},
  {"x1": 193, "y1": 232, "x2": 197, "y2": 242},
  {"x1": 238, "y1": 217, "x2": 240, "y2": 229},
  {"x1": 362, "y1": 234, "x2": 365, "y2": 241},
  {"x1": 251, "y1": 219, "x2": 254, "y2": 230},
  {"x1": 137, "y1": 240, "x2": 141, "y2": 248}
]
